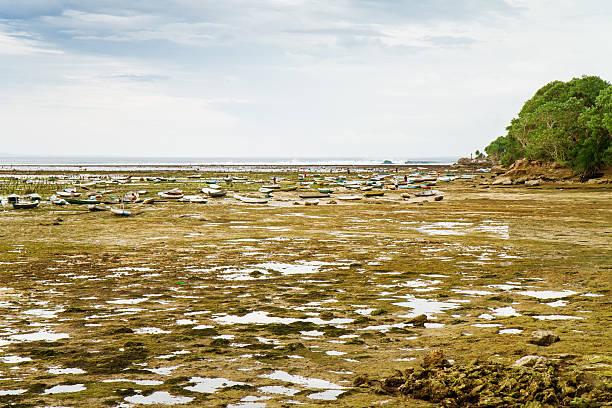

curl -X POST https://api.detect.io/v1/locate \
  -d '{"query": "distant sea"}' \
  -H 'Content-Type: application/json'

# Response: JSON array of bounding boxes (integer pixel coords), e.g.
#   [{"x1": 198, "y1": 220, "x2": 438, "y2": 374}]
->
[{"x1": 0, "y1": 156, "x2": 459, "y2": 172}]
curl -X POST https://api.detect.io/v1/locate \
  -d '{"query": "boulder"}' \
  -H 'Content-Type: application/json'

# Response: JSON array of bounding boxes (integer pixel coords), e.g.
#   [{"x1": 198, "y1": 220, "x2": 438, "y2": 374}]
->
[
  {"x1": 525, "y1": 179, "x2": 542, "y2": 186},
  {"x1": 492, "y1": 177, "x2": 513, "y2": 185},
  {"x1": 529, "y1": 330, "x2": 560, "y2": 346}
]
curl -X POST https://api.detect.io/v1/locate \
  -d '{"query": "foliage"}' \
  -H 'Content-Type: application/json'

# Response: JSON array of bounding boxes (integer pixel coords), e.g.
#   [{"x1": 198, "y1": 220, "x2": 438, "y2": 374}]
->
[{"x1": 485, "y1": 76, "x2": 612, "y2": 177}]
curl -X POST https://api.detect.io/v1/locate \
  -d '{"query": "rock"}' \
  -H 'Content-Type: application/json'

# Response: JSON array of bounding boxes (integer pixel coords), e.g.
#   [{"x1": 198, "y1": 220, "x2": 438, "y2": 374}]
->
[
  {"x1": 492, "y1": 177, "x2": 513, "y2": 185},
  {"x1": 529, "y1": 330, "x2": 560, "y2": 346},
  {"x1": 525, "y1": 179, "x2": 542, "y2": 186},
  {"x1": 434, "y1": 195, "x2": 443, "y2": 201},
  {"x1": 587, "y1": 178, "x2": 609, "y2": 184},
  {"x1": 292, "y1": 201, "x2": 301, "y2": 205},
  {"x1": 513, "y1": 355, "x2": 549, "y2": 368},
  {"x1": 422, "y1": 349, "x2": 450, "y2": 368},
  {"x1": 327, "y1": 200, "x2": 337, "y2": 204},
  {"x1": 408, "y1": 314, "x2": 428, "y2": 327}
]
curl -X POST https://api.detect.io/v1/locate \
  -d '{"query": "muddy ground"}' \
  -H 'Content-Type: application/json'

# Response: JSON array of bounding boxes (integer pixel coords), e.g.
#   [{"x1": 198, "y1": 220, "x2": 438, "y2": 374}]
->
[{"x1": 0, "y1": 172, "x2": 610, "y2": 407}]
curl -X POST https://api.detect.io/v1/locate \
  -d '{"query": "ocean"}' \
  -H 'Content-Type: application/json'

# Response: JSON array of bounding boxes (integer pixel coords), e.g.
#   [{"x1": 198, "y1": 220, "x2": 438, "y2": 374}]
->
[{"x1": 0, "y1": 156, "x2": 459, "y2": 172}]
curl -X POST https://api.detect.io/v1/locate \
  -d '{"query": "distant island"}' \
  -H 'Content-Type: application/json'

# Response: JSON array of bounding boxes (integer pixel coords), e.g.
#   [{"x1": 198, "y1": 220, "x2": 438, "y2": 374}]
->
[{"x1": 485, "y1": 75, "x2": 611, "y2": 178}]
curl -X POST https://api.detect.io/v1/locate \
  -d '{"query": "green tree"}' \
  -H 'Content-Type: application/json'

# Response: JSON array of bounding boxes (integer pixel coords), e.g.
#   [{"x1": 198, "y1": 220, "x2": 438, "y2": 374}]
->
[{"x1": 485, "y1": 75, "x2": 611, "y2": 176}]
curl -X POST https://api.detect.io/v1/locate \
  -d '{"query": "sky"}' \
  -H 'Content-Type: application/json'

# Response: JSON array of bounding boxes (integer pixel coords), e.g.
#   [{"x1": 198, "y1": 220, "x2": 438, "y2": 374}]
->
[{"x1": 0, "y1": 0, "x2": 611, "y2": 158}]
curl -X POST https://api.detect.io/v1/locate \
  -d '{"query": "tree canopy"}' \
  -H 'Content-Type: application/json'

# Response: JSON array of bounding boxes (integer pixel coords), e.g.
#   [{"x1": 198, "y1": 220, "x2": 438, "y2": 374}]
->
[{"x1": 485, "y1": 76, "x2": 612, "y2": 177}]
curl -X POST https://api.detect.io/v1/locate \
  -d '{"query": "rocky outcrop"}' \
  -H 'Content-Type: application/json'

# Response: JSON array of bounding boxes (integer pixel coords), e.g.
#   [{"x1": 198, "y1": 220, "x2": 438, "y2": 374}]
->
[
  {"x1": 453, "y1": 157, "x2": 497, "y2": 169},
  {"x1": 365, "y1": 352, "x2": 611, "y2": 407},
  {"x1": 490, "y1": 159, "x2": 576, "y2": 185}
]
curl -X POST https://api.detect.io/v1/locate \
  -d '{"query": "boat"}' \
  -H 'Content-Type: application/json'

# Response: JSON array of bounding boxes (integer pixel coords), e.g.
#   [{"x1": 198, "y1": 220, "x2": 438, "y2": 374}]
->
[
  {"x1": 12, "y1": 201, "x2": 39, "y2": 209},
  {"x1": 414, "y1": 190, "x2": 437, "y2": 197},
  {"x1": 317, "y1": 188, "x2": 334, "y2": 194},
  {"x1": 49, "y1": 195, "x2": 68, "y2": 206},
  {"x1": 158, "y1": 192, "x2": 183, "y2": 199},
  {"x1": 165, "y1": 188, "x2": 183, "y2": 195},
  {"x1": 123, "y1": 192, "x2": 139, "y2": 202},
  {"x1": 110, "y1": 207, "x2": 131, "y2": 216},
  {"x1": 208, "y1": 190, "x2": 227, "y2": 198},
  {"x1": 234, "y1": 194, "x2": 268, "y2": 204},
  {"x1": 261, "y1": 184, "x2": 281, "y2": 189},
  {"x1": 201, "y1": 188, "x2": 227, "y2": 197},
  {"x1": 57, "y1": 191, "x2": 81, "y2": 198},
  {"x1": 187, "y1": 195, "x2": 207, "y2": 204},
  {"x1": 26, "y1": 193, "x2": 42, "y2": 201},
  {"x1": 298, "y1": 193, "x2": 330, "y2": 199},
  {"x1": 142, "y1": 198, "x2": 156, "y2": 204},
  {"x1": 277, "y1": 185, "x2": 298, "y2": 192},
  {"x1": 88, "y1": 204, "x2": 109, "y2": 211},
  {"x1": 336, "y1": 195, "x2": 362, "y2": 201},
  {"x1": 65, "y1": 198, "x2": 101, "y2": 205},
  {"x1": 363, "y1": 191, "x2": 384, "y2": 197},
  {"x1": 259, "y1": 188, "x2": 275, "y2": 194}
]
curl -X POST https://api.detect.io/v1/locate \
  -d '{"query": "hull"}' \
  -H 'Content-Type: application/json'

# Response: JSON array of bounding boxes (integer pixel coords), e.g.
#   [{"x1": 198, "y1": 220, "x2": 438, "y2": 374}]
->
[
  {"x1": 13, "y1": 201, "x2": 39, "y2": 209},
  {"x1": 298, "y1": 193, "x2": 330, "y2": 199}
]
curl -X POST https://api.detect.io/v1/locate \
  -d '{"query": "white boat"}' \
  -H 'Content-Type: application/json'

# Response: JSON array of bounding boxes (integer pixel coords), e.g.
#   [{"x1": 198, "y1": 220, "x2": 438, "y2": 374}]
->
[
  {"x1": 336, "y1": 195, "x2": 362, "y2": 201},
  {"x1": 110, "y1": 207, "x2": 131, "y2": 216},
  {"x1": 234, "y1": 194, "x2": 268, "y2": 204},
  {"x1": 123, "y1": 192, "x2": 139, "y2": 202},
  {"x1": 183, "y1": 195, "x2": 207, "y2": 204},
  {"x1": 158, "y1": 192, "x2": 183, "y2": 199},
  {"x1": 88, "y1": 204, "x2": 109, "y2": 211},
  {"x1": 201, "y1": 188, "x2": 226, "y2": 197},
  {"x1": 49, "y1": 195, "x2": 68, "y2": 206},
  {"x1": 56, "y1": 191, "x2": 81, "y2": 198}
]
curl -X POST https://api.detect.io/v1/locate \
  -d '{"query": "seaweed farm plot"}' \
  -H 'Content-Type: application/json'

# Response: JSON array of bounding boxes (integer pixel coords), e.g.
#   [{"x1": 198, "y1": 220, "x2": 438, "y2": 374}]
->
[{"x1": 0, "y1": 182, "x2": 610, "y2": 407}]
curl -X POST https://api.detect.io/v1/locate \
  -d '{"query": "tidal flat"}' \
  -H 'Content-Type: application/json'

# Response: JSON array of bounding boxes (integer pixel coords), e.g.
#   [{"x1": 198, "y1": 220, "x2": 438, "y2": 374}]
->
[{"x1": 0, "y1": 171, "x2": 610, "y2": 407}]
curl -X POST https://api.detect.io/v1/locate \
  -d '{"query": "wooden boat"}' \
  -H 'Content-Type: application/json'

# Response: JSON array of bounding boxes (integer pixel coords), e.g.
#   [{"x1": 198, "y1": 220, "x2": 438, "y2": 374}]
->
[
  {"x1": 88, "y1": 204, "x2": 109, "y2": 211},
  {"x1": 26, "y1": 193, "x2": 42, "y2": 201},
  {"x1": 110, "y1": 207, "x2": 131, "y2": 216},
  {"x1": 65, "y1": 198, "x2": 101, "y2": 205},
  {"x1": 234, "y1": 194, "x2": 268, "y2": 204},
  {"x1": 336, "y1": 195, "x2": 362, "y2": 201},
  {"x1": 363, "y1": 191, "x2": 384, "y2": 197},
  {"x1": 259, "y1": 188, "x2": 275, "y2": 194},
  {"x1": 261, "y1": 184, "x2": 281, "y2": 189},
  {"x1": 317, "y1": 188, "x2": 334, "y2": 194},
  {"x1": 142, "y1": 198, "x2": 156, "y2": 204},
  {"x1": 12, "y1": 201, "x2": 39, "y2": 209},
  {"x1": 298, "y1": 192, "x2": 330, "y2": 199}
]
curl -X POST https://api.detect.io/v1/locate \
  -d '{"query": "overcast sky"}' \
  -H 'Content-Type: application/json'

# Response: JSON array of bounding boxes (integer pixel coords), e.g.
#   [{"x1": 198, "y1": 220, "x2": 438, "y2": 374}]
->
[{"x1": 1, "y1": 0, "x2": 610, "y2": 158}]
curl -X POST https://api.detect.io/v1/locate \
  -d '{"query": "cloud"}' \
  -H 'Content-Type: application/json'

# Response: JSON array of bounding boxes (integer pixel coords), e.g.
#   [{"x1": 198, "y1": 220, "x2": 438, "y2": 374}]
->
[{"x1": 0, "y1": 23, "x2": 61, "y2": 54}]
